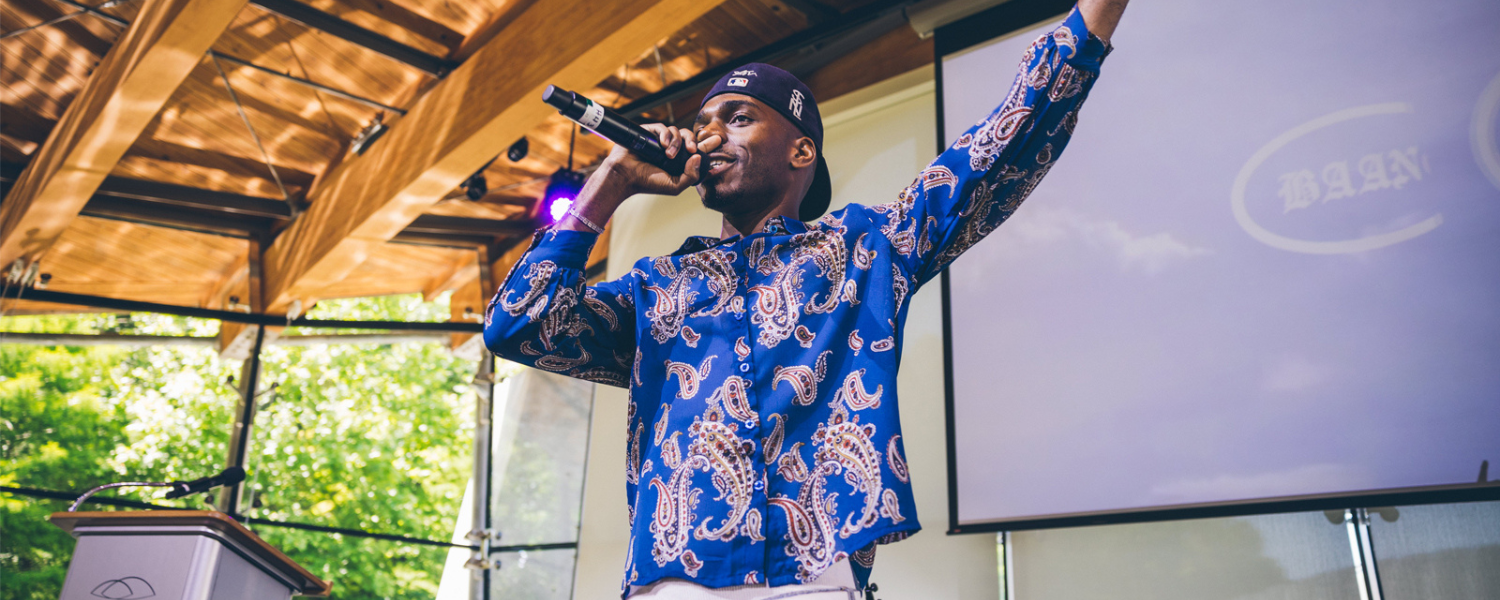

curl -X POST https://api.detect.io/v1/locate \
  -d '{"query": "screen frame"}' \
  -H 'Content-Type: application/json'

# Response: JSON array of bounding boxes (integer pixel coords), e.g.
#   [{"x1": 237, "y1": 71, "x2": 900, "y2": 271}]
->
[{"x1": 934, "y1": 0, "x2": 1500, "y2": 536}]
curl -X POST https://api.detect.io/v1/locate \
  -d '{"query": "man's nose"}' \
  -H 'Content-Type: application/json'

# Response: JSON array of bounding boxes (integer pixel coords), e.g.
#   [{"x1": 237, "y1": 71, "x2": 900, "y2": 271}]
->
[
  {"x1": 696, "y1": 120, "x2": 724, "y2": 142},
  {"x1": 695, "y1": 125, "x2": 725, "y2": 152}
]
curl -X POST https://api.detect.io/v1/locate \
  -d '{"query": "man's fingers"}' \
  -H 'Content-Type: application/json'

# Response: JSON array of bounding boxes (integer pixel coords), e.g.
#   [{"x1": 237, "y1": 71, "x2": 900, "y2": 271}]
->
[
  {"x1": 681, "y1": 153, "x2": 703, "y2": 187},
  {"x1": 679, "y1": 127, "x2": 698, "y2": 155},
  {"x1": 666, "y1": 127, "x2": 684, "y2": 158},
  {"x1": 697, "y1": 134, "x2": 723, "y2": 154}
]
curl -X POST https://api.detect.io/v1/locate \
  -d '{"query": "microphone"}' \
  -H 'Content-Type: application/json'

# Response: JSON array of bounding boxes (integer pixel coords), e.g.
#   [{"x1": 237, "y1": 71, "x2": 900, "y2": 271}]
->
[
  {"x1": 542, "y1": 86, "x2": 692, "y2": 177},
  {"x1": 163, "y1": 466, "x2": 246, "y2": 499}
]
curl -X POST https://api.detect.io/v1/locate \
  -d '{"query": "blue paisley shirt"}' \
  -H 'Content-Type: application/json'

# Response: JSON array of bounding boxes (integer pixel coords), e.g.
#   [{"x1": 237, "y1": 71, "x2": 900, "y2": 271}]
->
[{"x1": 485, "y1": 7, "x2": 1109, "y2": 593}]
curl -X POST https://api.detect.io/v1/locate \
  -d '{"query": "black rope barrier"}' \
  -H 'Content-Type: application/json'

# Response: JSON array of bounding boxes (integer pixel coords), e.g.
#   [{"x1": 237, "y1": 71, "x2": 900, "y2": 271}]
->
[
  {"x1": 2, "y1": 485, "x2": 576, "y2": 553},
  {"x1": 1, "y1": 288, "x2": 483, "y2": 333}
]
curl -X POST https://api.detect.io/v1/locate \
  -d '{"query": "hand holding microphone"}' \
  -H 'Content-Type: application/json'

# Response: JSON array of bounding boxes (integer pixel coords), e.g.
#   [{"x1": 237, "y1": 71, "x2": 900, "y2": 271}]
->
[{"x1": 541, "y1": 86, "x2": 718, "y2": 197}]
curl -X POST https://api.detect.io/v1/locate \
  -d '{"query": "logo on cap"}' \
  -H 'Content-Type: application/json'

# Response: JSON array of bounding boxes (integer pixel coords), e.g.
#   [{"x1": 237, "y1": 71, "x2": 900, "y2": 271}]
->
[
  {"x1": 728, "y1": 77, "x2": 749, "y2": 87},
  {"x1": 731, "y1": 69, "x2": 757, "y2": 77},
  {"x1": 789, "y1": 89, "x2": 804, "y2": 119}
]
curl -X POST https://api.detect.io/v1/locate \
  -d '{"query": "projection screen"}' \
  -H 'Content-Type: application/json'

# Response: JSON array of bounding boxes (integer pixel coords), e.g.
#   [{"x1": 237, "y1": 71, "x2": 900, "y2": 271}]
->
[{"x1": 940, "y1": 0, "x2": 1500, "y2": 530}]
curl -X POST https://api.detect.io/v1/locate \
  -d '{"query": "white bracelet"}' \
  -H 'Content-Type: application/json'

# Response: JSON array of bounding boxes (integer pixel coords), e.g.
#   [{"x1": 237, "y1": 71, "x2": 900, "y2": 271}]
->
[{"x1": 567, "y1": 205, "x2": 606, "y2": 234}]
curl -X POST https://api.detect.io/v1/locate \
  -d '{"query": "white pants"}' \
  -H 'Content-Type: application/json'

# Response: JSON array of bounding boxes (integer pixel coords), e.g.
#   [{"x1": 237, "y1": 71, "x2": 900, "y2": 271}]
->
[{"x1": 627, "y1": 560, "x2": 859, "y2": 600}]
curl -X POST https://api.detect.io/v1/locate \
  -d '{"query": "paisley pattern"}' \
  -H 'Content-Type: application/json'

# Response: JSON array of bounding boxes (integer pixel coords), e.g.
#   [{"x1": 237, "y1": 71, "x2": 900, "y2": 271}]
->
[
  {"x1": 762, "y1": 413, "x2": 786, "y2": 465},
  {"x1": 666, "y1": 356, "x2": 714, "y2": 399},
  {"x1": 481, "y1": 7, "x2": 1109, "y2": 592},
  {"x1": 772, "y1": 350, "x2": 832, "y2": 406},
  {"x1": 708, "y1": 376, "x2": 757, "y2": 424},
  {"x1": 886, "y1": 434, "x2": 909, "y2": 483},
  {"x1": 832, "y1": 370, "x2": 883, "y2": 411}
]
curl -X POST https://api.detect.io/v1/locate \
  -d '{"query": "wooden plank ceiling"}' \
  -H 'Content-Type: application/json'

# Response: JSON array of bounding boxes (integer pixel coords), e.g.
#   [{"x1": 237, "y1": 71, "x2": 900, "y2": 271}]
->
[{"x1": 0, "y1": 0, "x2": 932, "y2": 323}]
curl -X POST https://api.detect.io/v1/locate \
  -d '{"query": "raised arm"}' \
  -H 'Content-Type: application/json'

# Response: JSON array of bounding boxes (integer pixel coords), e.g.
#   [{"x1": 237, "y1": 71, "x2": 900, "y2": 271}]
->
[
  {"x1": 1078, "y1": 0, "x2": 1129, "y2": 42},
  {"x1": 873, "y1": 3, "x2": 1118, "y2": 286}
]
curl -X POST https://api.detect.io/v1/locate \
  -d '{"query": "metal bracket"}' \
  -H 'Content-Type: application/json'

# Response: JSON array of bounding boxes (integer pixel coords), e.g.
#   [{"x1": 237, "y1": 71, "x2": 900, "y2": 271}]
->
[{"x1": 464, "y1": 528, "x2": 503, "y2": 571}]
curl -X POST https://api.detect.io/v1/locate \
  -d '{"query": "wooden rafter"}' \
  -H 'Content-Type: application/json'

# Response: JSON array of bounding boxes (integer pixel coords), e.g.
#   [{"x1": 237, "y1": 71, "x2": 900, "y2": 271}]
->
[
  {"x1": 259, "y1": 0, "x2": 728, "y2": 313},
  {"x1": 0, "y1": 0, "x2": 250, "y2": 268}
]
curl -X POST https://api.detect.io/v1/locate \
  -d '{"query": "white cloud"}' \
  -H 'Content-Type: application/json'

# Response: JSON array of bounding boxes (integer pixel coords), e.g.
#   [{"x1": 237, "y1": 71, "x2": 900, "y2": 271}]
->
[
  {"x1": 1261, "y1": 353, "x2": 1331, "y2": 392},
  {"x1": 1150, "y1": 463, "x2": 1372, "y2": 504},
  {"x1": 1007, "y1": 208, "x2": 1212, "y2": 274}
]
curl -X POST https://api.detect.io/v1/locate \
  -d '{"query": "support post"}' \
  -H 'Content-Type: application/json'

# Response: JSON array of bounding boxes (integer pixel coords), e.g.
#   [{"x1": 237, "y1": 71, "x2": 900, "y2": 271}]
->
[
  {"x1": 217, "y1": 324, "x2": 266, "y2": 514},
  {"x1": 1344, "y1": 508, "x2": 1385, "y2": 600},
  {"x1": 468, "y1": 254, "x2": 497, "y2": 599}
]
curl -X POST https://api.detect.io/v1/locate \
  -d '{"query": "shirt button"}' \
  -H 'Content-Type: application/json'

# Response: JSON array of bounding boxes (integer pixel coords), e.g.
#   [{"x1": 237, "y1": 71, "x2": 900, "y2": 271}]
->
[{"x1": 739, "y1": 363, "x2": 750, "y2": 373}]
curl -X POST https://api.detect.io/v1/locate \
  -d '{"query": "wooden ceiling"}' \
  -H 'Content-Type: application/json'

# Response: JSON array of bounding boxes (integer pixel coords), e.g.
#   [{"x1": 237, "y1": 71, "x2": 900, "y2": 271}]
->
[{"x1": 0, "y1": 0, "x2": 931, "y2": 336}]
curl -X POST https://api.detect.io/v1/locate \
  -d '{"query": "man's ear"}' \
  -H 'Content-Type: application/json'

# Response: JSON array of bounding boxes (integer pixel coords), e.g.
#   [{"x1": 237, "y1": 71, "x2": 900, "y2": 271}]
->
[{"x1": 790, "y1": 137, "x2": 817, "y2": 169}]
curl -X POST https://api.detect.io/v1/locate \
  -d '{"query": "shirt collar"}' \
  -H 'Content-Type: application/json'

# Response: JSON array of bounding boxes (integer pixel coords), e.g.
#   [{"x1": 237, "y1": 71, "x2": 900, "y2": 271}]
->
[{"x1": 671, "y1": 216, "x2": 808, "y2": 255}]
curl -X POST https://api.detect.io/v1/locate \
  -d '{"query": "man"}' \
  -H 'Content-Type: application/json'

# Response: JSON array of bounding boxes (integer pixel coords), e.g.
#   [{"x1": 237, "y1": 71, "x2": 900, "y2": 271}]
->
[{"x1": 485, "y1": 1, "x2": 1128, "y2": 596}]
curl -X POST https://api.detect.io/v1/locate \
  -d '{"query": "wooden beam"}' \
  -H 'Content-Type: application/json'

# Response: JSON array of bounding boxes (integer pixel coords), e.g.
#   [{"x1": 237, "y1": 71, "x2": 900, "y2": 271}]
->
[
  {"x1": 260, "y1": 0, "x2": 726, "y2": 313},
  {"x1": 422, "y1": 252, "x2": 477, "y2": 302},
  {"x1": 0, "y1": 103, "x2": 316, "y2": 190},
  {"x1": 803, "y1": 24, "x2": 932, "y2": 103},
  {"x1": 312, "y1": 0, "x2": 462, "y2": 55},
  {"x1": 202, "y1": 251, "x2": 249, "y2": 309},
  {"x1": 217, "y1": 236, "x2": 270, "y2": 359},
  {"x1": 449, "y1": 0, "x2": 537, "y2": 63},
  {"x1": 4, "y1": 0, "x2": 117, "y2": 56},
  {"x1": 0, "y1": 0, "x2": 250, "y2": 269}
]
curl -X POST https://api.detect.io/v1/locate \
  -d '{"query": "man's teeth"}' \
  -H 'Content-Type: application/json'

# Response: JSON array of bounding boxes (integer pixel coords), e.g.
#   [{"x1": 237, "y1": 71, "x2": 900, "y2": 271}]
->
[{"x1": 709, "y1": 159, "x2": 728, "y2": 169}]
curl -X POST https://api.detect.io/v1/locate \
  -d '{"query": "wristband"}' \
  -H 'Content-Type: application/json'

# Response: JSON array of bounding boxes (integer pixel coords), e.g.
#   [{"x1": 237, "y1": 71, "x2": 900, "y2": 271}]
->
[{"x1": 567, "y1": 205, "x2": 606, "y2": 234}]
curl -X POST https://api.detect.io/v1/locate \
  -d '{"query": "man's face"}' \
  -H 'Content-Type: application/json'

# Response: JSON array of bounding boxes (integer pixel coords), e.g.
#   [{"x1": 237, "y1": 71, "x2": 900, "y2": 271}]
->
[{"x1": 693, "y1": 94, "x2": 802, "y2": 215}]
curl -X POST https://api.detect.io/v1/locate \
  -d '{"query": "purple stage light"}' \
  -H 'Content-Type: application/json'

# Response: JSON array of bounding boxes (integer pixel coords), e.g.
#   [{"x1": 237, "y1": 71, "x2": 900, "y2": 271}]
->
[
  {"x1": 543, "y1": 168, "x2": 586, "y2": 224},
  {"x1": 549, "y1": 197, "x2": 574, "y2": 222}
]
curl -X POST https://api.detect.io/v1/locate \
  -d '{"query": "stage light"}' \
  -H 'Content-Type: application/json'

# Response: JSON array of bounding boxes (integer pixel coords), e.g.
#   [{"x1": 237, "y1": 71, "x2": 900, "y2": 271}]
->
[
  {"x1": 507, "y1": 137, "x2": 529, "y2": 162},
  {"x1": 463, "y1": 172, "x2": 487, "y2": 200},
  {"x1": 549, "y1": 196, "x2": 573, "y2": 222},
  {"x1": 543, "y1": 168, "x2": 585, "y2": 223},
  {"x1": 462, "y1": 158, "x2": 498, "y2": 201}
]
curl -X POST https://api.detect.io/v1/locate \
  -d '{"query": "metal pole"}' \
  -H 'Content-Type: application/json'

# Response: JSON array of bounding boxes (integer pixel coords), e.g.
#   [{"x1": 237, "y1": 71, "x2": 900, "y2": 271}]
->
[
  {"x1": 209, "y1": 51, "x2": 408, "y2": 115},
  {"x1": 1003, "y1": 531, "x2": 1015, "y2": 600},
  {"x1": 468, "y1": 246, "x2": 498, "y2": 599},
  {"x1": 467, "y1": 353, "x2": 496, "y2": 599},
  {"x1": 1344, "y1": 508, "x2": 1385, "y2": 600},
  {"x1": 218, "y1": 325, "x2": 266, "y2": 514}
]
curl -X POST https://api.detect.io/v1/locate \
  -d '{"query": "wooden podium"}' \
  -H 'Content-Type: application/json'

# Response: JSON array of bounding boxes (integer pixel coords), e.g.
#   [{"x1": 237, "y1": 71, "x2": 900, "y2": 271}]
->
[{"x1": 51, "y1": 511, "x2": 330, "y2": 599}]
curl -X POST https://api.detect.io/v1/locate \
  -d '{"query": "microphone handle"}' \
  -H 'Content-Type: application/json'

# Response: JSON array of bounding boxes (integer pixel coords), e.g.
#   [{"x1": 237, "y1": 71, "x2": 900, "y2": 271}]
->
[{"x1": 542, "y1": 86, "x2": 690, "y2": 177}]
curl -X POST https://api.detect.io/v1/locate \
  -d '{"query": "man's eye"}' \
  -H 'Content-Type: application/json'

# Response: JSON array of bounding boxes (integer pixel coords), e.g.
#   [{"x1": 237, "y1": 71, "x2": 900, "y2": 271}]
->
[{"x1": 732, "y1": 114, "x2": 751, "y2": 123}]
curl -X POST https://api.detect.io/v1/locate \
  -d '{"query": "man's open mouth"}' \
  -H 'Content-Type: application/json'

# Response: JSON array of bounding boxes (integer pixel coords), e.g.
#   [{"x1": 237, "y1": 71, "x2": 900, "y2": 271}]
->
[{"x1": 704, "y1": 153, "x2": 736, "y2": 178}]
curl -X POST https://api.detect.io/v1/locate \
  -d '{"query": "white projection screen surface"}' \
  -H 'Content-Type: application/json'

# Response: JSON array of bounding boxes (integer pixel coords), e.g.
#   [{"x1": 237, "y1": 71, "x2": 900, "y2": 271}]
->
[{"x1": 942, "y1": 0, "x2": 1500, "y2": 529}]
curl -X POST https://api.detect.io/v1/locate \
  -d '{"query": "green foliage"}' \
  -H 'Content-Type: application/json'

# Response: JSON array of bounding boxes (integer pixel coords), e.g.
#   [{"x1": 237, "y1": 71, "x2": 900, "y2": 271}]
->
[{"x1": 1, "y1": 294, "x2": 478, "y2": 600}]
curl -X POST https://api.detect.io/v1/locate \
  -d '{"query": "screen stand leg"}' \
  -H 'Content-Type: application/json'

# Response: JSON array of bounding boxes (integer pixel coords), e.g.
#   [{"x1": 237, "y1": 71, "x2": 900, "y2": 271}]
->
[{"x1": 1343, "y1": 508, "x2": 1385, "y2": 600}]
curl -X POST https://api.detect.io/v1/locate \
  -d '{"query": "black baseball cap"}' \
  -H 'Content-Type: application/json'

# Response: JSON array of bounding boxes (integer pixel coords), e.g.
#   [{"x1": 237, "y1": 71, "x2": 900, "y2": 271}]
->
[{"x1": 701, "y1": 63, "x2": 831, "y2": 222}]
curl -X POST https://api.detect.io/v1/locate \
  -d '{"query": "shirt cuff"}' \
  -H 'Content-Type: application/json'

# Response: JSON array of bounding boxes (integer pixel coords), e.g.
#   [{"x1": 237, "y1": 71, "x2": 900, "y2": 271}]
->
[
  {"x1": 1062, "y1": 6, "x2": 1112, "y2": 71},
  {"x1": 520, "y1": 227, "x2": 600, "y2": 270}
]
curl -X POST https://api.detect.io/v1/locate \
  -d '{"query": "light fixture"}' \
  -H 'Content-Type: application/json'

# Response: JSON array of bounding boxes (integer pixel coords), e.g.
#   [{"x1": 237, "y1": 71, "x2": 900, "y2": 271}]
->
[
  {"x1": 507, "y1": 137, "x2": 529, "y2": 162},
  {"x1": 544, "y1": 168, "x2": 585, "y2": 224},
  {"x1": 539, "y1": 124, "x2": 584, "y2": 224},
  {"x1": 463, "y1": 172, "x2": 488, "y2": 201},
  {"x1": 462, "y1": 158, "x2": 498, "y2": 201}
]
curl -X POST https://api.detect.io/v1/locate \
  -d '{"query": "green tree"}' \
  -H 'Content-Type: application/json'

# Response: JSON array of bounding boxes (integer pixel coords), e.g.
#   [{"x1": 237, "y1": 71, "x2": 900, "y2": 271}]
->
[{"x1": 1, "y1": 294, "x2": 479, "y2": 600}]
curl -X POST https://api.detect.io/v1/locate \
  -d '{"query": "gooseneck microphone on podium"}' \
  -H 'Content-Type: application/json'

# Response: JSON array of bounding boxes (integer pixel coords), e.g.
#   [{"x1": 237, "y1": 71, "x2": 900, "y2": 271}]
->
[
  {"x1": 67, "y1": 466, "x2": 248, "y2": 511},
  {"x1": 164, "y1": 466, "x2": 246, "y2": 499},
  {"x1": 542, "y1": 85, "x2": 691, "y2": 177}
]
